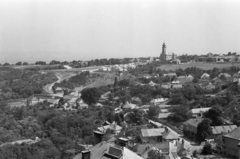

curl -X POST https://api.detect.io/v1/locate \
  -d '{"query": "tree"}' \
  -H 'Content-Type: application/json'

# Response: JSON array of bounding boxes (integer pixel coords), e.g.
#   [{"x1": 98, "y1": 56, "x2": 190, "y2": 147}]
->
[
  {"x1": 168, "y1": 105, "x2": 190, "y2": 122},
  {"x1": 204, "y1": 106, "x2": 223, "y2": 126},
  {"x1": 147, "y1": 149, "x2": 165, "y2": 159},
  {"x1": 81, "y1": 88, "x2": 101, "y2": 105},
  {"x1": 196, "y1": 119, "x2": 212, "y2": 143},
  {"x1": 114, "y1": 77, "x2": 118, "y2": 87},
  {"x1": 23, "y1": 62, "x2": 28, "y2": 65},
  {"x1": 118, "y1": 79, "x2": 132, "y2": 87},
  {"x1": 16, "y1": 62, "x2": 22, "y2": 65},
  {"x1": 148, "y1": 105, "x2": 159, "y2": 119},
  {"x1": 3, "y1": 63, "x2": 10, "y2": 66},
  {"x1": 201, "y1": 143, "x2": 213, "y2": 155},
  {"x1": 170, "y1": 92, "x2": 186, "y2": 105}
]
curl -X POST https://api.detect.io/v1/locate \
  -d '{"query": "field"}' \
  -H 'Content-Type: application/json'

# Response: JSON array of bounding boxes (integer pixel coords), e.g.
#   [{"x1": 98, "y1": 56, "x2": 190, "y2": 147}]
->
[
  {"x1": 12, "y1": 64, "x2": 60, "y2": 69},
  {"x1": 158, "y1": 62, "x2": 240, "y2": 71},
  {"x1": 85, "y1": 72, "x2": 115, "y2": 88}
]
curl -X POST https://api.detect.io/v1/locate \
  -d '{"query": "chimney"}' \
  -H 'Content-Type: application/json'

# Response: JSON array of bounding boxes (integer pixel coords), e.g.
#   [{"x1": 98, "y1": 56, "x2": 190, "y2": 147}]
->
[
  {"x1": 237, "y1": 143, "x2": 240, "y2": 159},
  {"x1": 165, "y1": 127, "x2": 169, "y2": 133},
  {"x1": 82, "y1": 150, "x2": 91, "y2": 159},
  {"x1": 118, "y1": 137, "x2": 128, "y2": 147},
  {"x1": 93, "y1": 131, "x2": 104, "y2": 144}
]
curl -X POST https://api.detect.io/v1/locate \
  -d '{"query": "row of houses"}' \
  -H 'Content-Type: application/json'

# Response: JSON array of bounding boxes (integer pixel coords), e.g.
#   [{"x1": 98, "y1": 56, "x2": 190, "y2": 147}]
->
[
  {"x1": 99, "y1": 63, "x2": 136, "y2": 72},
  {"x1": 74, "y1": 118, "x2": 195, "y2": 159},
  {"x1": 183, "y1": 115, "x2": 240, "y2": 158}
]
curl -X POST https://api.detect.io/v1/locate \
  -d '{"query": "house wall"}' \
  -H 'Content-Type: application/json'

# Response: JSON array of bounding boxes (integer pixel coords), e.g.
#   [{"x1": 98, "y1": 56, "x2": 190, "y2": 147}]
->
[
  {"x1": 183, "y1": 124, "x2": 197, "y2": 134},
  {"x1": 140, "y1": 135, "x2": 162, "y2": 143},
  {"x1": 223, "y1": 137, "x2": 239, "y2": 157},
  {"x1": 238, "y1": 146, "x2": 240, "y2": 159}
]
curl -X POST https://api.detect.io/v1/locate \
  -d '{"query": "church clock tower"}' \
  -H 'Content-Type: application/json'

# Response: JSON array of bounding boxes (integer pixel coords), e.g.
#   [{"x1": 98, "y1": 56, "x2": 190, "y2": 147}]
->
[{"x1": 160, "y1": 42, "x2": 167, "y2": 61}]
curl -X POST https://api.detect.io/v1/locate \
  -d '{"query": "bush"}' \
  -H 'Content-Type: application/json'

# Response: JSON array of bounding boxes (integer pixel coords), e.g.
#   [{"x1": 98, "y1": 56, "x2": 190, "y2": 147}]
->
[{"x1": 201, "y1": 143, "x2": 213, "y2": 155}]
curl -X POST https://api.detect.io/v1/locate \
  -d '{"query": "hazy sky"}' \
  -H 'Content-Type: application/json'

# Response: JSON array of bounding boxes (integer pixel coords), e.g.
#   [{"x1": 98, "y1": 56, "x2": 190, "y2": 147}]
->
[{"x1": 0, "y1": 0, "x2": 240, "y2": 63}]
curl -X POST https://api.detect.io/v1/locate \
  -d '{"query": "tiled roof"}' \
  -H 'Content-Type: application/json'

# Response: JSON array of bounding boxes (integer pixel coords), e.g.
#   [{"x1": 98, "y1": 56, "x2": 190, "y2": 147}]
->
[
  {"x1": 73, "y1": 141, "x2": 143, "y2": 159},
  {"x1": 211, "y1": 125, "x2": 237, "y2": 135},
  {"x1": 183, "y1": 118, "x2": 203, "y2": 128},
  {"x1": 141, "y1": 128, "x2": 165, "y2": 137},
  {"x1": 224, "y1": 127, "x2": 240, "y2": 140},
  {"x1": 163, "y1": 130, "x2": 179, "y2": 140}
]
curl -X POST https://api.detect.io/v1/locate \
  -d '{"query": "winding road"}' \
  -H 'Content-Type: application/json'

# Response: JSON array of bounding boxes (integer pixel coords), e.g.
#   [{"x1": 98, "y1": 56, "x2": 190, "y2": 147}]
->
[{"x1": 43, "y1": 73, "x2": 76, "y2": 94}]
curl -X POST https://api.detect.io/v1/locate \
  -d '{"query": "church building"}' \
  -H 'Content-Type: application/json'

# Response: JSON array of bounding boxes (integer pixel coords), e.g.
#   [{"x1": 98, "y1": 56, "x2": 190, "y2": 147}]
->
[{"x1": 159, "y1": 43, "x2": 177, "y2": 62}]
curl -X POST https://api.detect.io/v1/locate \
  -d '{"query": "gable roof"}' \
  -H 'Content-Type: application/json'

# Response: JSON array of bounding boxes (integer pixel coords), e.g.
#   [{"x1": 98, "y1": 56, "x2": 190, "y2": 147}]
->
[
  {"x1": 183, "y1": 118, "x2": 203, "y2": 128},
  {"x1": 211, "y1": 125, "x2": 237, "y2": 135},
  {"x1": 201, "y1": 73, "x2": 210, "y2": 79},
  {"x1": 73, "y1": 141, "x2": 143, "y2": 159},
  {"x1": 224, "y1": 127, "x2": 240, "y2": 140},
  {"x1": 162, "y1": 130, "x2": 179, "y2": 140},
  {"x1": 149, "y1": 81, "x2": 157, "y2": 86},
  {"x1": 141, "y1": 128, "x2": 165, "y2": 137},
  {"x1": 218, "y1": 73, "x2": 231, "y2": 78}
]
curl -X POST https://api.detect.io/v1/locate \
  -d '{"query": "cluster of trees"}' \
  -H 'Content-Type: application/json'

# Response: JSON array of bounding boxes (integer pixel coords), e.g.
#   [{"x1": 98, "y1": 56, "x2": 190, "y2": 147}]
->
[
  {"x1": 16, "y1": 62, "x2": 28, "y2": 65},
  {"x1": 0, "y1": 101, "x2": 119, "y2": 158},
  {"x1": 0, "y1": 68, "x2": 57, "y2": 101},
  {"x1": 35, "y1": 61, "x2": 47, "y2": 65}
]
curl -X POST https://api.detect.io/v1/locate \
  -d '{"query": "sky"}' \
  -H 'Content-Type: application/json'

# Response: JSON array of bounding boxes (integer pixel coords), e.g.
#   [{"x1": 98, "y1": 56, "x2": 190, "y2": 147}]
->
[{"x1": 0, "y1": 0, "x2": 240, "y2": 63}]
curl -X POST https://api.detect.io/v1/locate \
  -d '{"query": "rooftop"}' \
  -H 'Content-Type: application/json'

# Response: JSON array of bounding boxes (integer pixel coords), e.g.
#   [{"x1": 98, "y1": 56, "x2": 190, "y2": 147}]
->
[
  {"x1": 73, "y1": 141, "x2": 143, "y2": 159},
  {"x1": 190, "y1": 107, "x2": 211, "y2": 114},
  {"x1": 224, "y1": 126, "x2": 240, "y2": 140},
  {"x1": 141, "y1": 128, "x2": 165, "y2": 137},
  {"x1": 211, "y1": 125, "x2": 237, "y2": 135},
  {"x1": 158, "y1": 113, "x2": 171, "y2": 119},
  {"x1": 183, "y1": 118, "x2": 204, "y2": 128}
]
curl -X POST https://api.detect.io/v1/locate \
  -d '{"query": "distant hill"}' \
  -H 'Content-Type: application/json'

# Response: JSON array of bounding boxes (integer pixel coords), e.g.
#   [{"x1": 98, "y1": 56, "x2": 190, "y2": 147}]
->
[{"x1": 158, "y1": 62, "x2": 240, "y2": 71}]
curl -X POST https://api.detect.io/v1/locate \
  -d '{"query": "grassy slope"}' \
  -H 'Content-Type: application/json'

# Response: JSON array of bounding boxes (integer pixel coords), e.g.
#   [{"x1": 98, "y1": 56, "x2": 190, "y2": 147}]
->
[{"x1": 158, "y1": 62, "x2": 240, "y2": 71}]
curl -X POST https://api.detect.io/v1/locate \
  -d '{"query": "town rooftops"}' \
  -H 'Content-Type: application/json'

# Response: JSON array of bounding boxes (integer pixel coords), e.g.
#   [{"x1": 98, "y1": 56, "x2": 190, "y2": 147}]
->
[
  {"x1": 163, "y1": 73, "x2": 177, "y2": 77},
  {"x1": 73, "y1": 141, "x2": 143, "y2": 159},
  {"x1": 149, "y1": 81, "x2": 157, "y2": 86},
  {"x1": 224, "y1": 126, "x2": 240, "y2": 140},
  {"x1": 97, "y1": 122, "x2": 122, "y2": 134},
  {"x1": 158, "y1": 113, "x2": 171, "y2": 119},
  {"x1": 162, "y1": 129, "x2": 179, "y2": 140},
  {"x1": 218, "y1": 73, "x2": 231, "y2": 78},
  {"x1": 183, "y1": 118, "x2": 204, "y2": 128},
  {"x1": 150, "y1": 98, "x2": 168, "y2": 104},
  {"x1": 211, "y1": 125, "x2": 237, "y2": 135},
  {"x1": 190, "y1": 107, "x2": 211, "y2": 114},
  {"x1": 123, "y1": 102, "x2": 139, "y2": 109},
  {"x1": 141, "y1": 128, "x2": 165, "y2": 137},
  {"x1": 201, "y1": 73, "x2": 210, "y2": 79}
]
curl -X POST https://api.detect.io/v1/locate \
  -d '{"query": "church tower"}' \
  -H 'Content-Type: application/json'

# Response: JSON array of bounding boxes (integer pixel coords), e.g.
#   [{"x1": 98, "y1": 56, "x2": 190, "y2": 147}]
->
[{"x1": 160, "y1": 42, "x2": 167, "y2": 61}]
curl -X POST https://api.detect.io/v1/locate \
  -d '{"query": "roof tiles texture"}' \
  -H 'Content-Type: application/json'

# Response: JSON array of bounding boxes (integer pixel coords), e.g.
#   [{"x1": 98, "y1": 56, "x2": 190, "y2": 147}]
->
[
  {"x1": 73, "y1": 141, "x2": 143, "y2": 159},
  {"x1": 224, "y1": 127, "x2": 240, "y2": 140},
  {"x1": 141, "y1": 128, "x2": 165, "y2": 137},
  {"x1": 211, "y1": 125, "x2": 237, "y2": 135}
]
